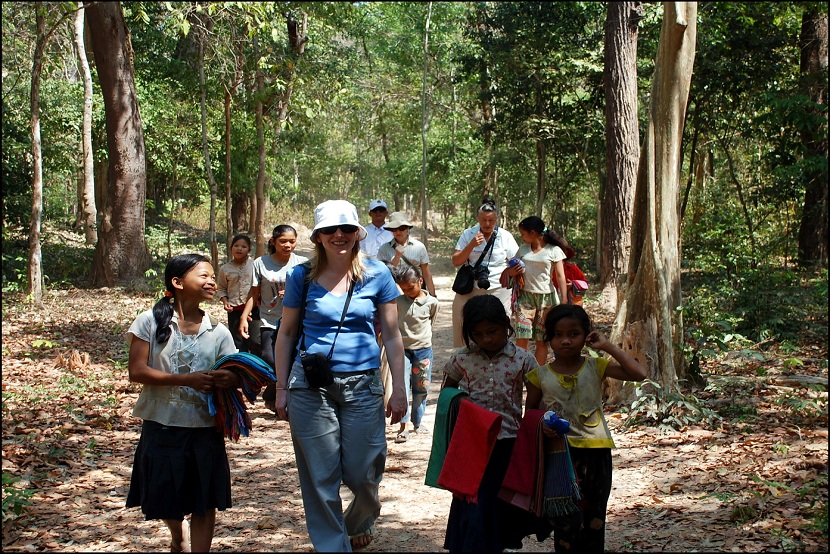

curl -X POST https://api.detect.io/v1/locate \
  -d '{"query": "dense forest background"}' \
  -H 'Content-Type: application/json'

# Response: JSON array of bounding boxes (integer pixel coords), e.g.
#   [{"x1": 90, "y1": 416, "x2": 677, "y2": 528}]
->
[
  {"x1": 3, "y1": 2, "x2": 826, "y2": 273},
  {"x1": 1, "y1": 2, "x2": 828, "y2": 547}
]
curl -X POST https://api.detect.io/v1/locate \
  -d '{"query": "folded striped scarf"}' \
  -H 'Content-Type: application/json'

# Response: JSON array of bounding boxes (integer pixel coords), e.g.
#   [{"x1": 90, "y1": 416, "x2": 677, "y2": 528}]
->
[
  {"x1": 543, "y1": 433, "x2": 582, "y2": 519},
  {"x1": 207, "y1": 352, "x2": 277, "y2": 442}
]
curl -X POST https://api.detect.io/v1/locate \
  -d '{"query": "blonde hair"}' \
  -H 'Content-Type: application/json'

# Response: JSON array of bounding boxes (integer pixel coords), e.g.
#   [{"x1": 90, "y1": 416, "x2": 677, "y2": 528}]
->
[{"x1": 308, "y1": 240, "x2": 366, "y2": 283}]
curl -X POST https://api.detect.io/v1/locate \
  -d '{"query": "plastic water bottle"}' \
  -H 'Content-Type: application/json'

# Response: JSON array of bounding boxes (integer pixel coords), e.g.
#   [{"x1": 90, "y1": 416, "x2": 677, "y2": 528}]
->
[{"x1": 543, "y1": 410, "x2": 570, "y2": 435}]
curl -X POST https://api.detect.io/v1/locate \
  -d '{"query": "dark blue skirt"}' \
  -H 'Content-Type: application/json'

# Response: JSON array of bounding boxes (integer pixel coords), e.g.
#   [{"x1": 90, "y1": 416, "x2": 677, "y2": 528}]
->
[{"x1": 126, "y1": 420, "x2": 232, "y2": 521}]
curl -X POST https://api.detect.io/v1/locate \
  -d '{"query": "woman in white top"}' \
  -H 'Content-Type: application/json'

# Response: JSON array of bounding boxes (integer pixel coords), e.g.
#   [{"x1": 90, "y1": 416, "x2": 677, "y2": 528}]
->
[
  {"x1": 450, "y1": 199, "x2": 519, "y2": 347},
  {"x1": 501, "y1": 215, "x2": 570, "y2": 365}
]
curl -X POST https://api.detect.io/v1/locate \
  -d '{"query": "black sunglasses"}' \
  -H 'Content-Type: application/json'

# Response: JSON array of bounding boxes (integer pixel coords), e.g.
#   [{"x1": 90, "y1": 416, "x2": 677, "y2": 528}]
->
[{"x1": 318, "y1": 224, "x2": 360, "y2": 235}]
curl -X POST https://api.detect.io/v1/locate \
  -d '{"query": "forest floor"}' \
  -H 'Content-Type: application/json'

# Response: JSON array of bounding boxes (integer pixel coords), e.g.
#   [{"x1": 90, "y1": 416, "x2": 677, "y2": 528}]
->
[{"x1": 1, "y1": 237, "x2": 828, "y2": 552}]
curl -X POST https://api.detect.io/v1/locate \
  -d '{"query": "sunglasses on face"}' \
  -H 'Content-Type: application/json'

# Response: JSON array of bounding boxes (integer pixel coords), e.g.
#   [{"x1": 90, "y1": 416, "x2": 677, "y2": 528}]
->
[{"x1": 318, "y1": 224, "x2": 359, "y2": 235}]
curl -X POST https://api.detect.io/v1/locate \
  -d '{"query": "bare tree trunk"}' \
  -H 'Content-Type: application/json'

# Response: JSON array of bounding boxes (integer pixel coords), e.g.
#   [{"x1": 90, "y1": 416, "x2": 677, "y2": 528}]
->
[
  {"x1": 248, "y1": 189, "x2": 257, "y2": 236},
  {"x1": 420, "y1": 2, "x2": 432, "y2": 253},
  {"x1": 535, "y1": 139, "x2": 546, "y2": 217},
  {"x1": 232, "y1": 191, "x2": 248, "y2": 232},
  {"x1": 606, "y1": 2, "x2": 697, "y2": 405},
  {"x1": 719, "y1": 135, "x2": 757, "y2": 267},
  {"x1": 27, "y1": 3, "x2": 47, "y2": 302},
  {"x1": 482, "y1": 62, "x2": 495, "y2": 198},
  {"x1": 797, "y1": 8, "x2": 828, "y2": 267},
  {"x1": 74, "y1": 2, "x2": 96, "y2": 245},
  {"x1": 88, "y1": 1, "x2": 149, "y2": 285},
  {"x1": 253, "y1": 36, "x2": 267, "y2": 258},
  {"x1": 224, "y1": 38, "x2": 244, "y2": 250},
  {"x1": 167, "y1": 169, "x2": 177, "y2": 260},
  {"x1": 600, "y1": 1, "x2": 642, "y2": 313},
  {"x1": 224, "y1": 85, "x2": 234, "y2": 244},
  {"x1": 196, "y1": 21, "x2": 219, "y2": 267}
]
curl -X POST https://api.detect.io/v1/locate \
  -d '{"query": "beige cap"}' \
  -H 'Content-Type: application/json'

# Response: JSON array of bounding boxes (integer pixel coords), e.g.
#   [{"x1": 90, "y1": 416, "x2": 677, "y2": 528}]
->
[{"x1": 384, "y1": 212, "x2": 414, "y2": 230}]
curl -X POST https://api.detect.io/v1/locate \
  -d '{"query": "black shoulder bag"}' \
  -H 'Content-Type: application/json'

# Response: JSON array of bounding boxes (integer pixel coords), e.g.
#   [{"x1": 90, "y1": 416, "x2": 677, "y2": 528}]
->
[
  {"x1": 299, "y1": 276, "x2": 356, "y2": 389},
  {"x1": 452, "y1": 229, "x2": 497, "y2": 295}
]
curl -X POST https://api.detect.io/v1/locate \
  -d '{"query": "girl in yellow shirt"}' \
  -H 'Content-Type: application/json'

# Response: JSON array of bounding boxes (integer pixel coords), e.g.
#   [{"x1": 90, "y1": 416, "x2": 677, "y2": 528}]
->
[{"x1": 525, "y1": 304, "x2": 647, "y2": 553}]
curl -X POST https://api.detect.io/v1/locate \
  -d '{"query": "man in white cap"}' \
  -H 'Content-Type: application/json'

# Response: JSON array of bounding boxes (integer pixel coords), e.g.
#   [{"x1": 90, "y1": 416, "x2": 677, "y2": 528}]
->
[{"x1": 360, "y1": 199, "x2": 393, "y2": 259}]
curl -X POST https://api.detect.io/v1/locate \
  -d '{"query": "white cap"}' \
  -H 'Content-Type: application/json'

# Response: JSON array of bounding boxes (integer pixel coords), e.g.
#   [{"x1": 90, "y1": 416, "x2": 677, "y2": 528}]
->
[
  {"x1": 369, "y1": 199, "x2": 388, "y2": 211},
  {"x1": 311, "y1": 200, "x2": 367, "y2": 240}
]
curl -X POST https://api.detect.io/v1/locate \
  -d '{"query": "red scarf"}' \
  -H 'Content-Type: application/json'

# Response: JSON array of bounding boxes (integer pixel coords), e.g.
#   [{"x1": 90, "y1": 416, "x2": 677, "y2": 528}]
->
[
  {"x1": 437, "y1": 400, "x2": 503, "y2": 503},
  {"x1": 498, "y1": 409, "x2": 547, "y2": 515}
]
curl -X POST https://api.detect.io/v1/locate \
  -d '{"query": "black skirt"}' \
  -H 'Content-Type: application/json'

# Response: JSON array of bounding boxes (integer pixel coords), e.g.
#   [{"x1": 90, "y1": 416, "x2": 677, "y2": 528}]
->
[
  {"x1": 126, "y1": 420, "x2": 232, "y2": 521},
  {"x1": 443, "y1": 437, "x2": 553, "y2": 552}
]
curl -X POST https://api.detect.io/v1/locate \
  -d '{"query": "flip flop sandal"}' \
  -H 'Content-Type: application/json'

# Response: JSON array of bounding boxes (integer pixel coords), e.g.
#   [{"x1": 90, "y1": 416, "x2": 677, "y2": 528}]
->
[
  {"x1": 349, "y1": 524, "x2": 375, "y2": 550},
  {"x1": 395, "y1": 430, "x2": 409, "y2": 443}
]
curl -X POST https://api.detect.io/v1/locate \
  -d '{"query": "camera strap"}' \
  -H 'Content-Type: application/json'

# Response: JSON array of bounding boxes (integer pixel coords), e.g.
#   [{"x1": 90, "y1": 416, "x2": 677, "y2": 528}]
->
[
  {"x1": 472, "y1": 228, "x2": 497, "y2": 270},
  {"x1": 300, "y1": 274, "x2": 356, "y2": 360},
  {"x1": 389, "y1": 239, "x2": 419, "y2": 270}
]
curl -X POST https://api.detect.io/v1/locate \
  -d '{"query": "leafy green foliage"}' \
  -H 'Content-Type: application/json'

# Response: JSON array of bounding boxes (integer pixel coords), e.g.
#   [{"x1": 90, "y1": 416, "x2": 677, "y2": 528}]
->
[
  {"x1": 622, "y1": 379, "x2": 723, "y2": 431},
  {"x1": 772, "y1": 386, "x2": 829, "y2": 426},
  {"x1": 682, "y1": 267, "x2": 828, "y2": 355},
  {"x1": 2, "y1": 472, "x2": 35, "y2": 521}
]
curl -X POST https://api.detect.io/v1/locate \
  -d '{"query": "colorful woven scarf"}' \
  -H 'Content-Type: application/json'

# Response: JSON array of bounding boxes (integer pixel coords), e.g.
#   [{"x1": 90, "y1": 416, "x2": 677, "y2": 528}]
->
[
  {"x1": 543, "y1": 434, "x2": 582, "y2": 519},
  {"x1": 206, "y1": 352, "x2": 277, "y2": 442},
  {"x1": 506, "y1": 257, "x2": 525, "y2": 314}
]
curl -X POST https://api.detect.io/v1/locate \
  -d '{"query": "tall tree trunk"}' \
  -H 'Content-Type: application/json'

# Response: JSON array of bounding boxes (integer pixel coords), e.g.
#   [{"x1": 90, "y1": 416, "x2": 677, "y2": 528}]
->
[
  {"x1": 606, "y1": 2, "x2": 697, "y2": 405},
  {"x1": 224, "y1": 85, "x2": 234, "y2": 245},
  {"x1": 600, "y1": 1, "x2": 642, "y2": 313},
  {"x1": 231, "y1": 191, "x2": 249, "y2": 233},
  {"x1": 797, "y1": 8, "x2": 828, "y2": 267},
  {"x1": 534, "y1": 70, "x2": 546, "y2": 218},
  {"x1": 420, "y1": 2, "x2": 432, "y2": 252},
  {"x1": 27, "y1": 3, "x2": 47, "y2": 302},
  {"x1": 87, "y1": 1, "x2": 149, "y2": 285},
  {"x1": 481, "y1": 58, "x2": 495, "y2": 199},
  {"x1": 248, "y1": 189, "x2": 257, "y2": 237},
  {"x1": 253, "y1": 36, "x2": 267, "y2": 258},
  {"x1": 719, "y1": 135, "x2": 757, "y2": 267},
  {"x1": 196, "y1": 20, "x2": 219, "y2": 267},
  {"x1": 74, "y1": 2, "x2": 96, "y2": 245},
  {"x1": 224, "y1": 37, "x2": 244, "y2": 250},
  {"x1": 535, "y1": 139, "x2": 546, "y2": 217}
]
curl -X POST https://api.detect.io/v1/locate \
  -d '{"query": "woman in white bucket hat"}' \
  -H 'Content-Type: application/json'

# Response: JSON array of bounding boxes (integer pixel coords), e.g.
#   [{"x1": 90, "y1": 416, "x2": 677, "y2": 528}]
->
[{"x1": 273, "y1": 199, "x2": 407, "y2": 551}]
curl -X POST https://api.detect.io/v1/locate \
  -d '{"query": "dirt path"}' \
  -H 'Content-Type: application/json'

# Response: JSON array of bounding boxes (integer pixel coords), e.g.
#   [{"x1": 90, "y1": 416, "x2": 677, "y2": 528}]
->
[{"x1": 2, "y1": 262, "x2": 826, "y2": 552}]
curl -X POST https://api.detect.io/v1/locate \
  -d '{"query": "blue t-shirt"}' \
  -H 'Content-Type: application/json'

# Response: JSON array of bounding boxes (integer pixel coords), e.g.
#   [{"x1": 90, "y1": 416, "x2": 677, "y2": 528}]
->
[{"x1": 283, "y1": 258, "x2": 399, "y2": 372}]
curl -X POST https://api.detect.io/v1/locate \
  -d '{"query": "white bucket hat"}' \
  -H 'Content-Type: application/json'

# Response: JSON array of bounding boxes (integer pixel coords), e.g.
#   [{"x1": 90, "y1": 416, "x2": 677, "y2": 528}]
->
[
  {"x1": 311, "y1": 200, "x2": 367, "y2": 240},
  {"x1": 384, "y1": 212, "x2": 414, "y2": 230}
]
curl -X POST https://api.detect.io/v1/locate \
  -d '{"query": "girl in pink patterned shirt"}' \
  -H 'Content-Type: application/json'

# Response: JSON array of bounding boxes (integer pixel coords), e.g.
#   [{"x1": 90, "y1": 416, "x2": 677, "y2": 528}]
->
[{"x1": 441, "y1": 294, "x2": 551, "y2": 552}]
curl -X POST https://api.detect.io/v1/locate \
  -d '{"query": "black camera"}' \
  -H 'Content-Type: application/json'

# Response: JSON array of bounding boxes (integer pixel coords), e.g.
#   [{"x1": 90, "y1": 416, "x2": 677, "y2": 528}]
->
[
  {"x1": 300, "y1": 351, "x2": 334, "y2": 388},
  {"x1": 474, "y1": 266, "x2": 490, "y2": 290}
]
